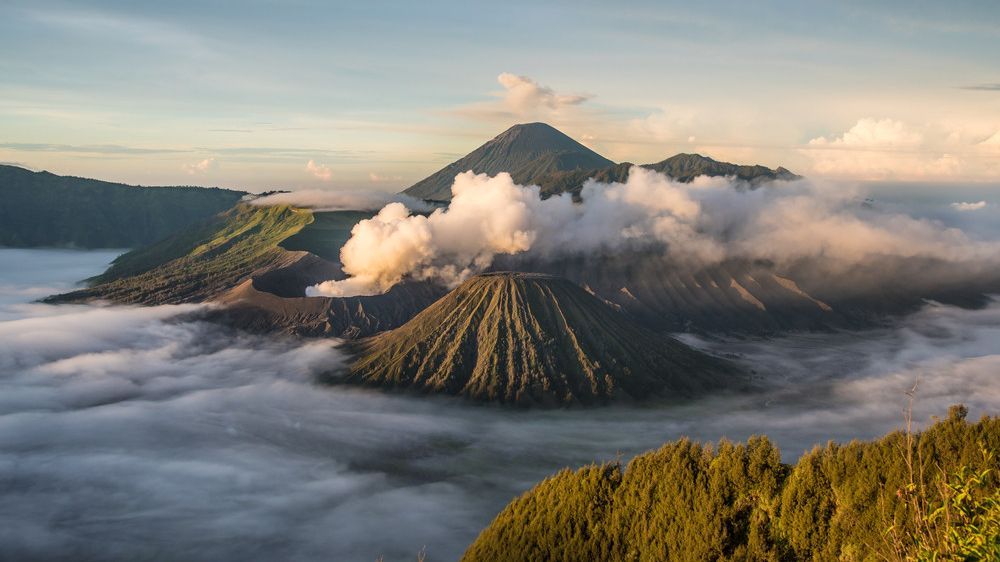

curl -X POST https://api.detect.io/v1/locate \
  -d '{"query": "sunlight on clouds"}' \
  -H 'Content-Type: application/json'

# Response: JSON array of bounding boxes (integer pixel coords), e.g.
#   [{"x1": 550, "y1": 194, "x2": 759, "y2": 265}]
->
[
  {"x1": 182, "y1": 157, "x2": 217, "y2": 175},
  {"x1": 305, "y1": 159, "x2": 332, "y2": 181}
]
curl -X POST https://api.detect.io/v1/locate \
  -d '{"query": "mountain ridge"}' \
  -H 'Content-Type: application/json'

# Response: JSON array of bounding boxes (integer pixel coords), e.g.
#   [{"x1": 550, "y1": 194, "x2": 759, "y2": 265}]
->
[
  {"x1": 0, "y1": 164, "x2": 246, "y2": 248},
  {"x1": 403, "y1": 123, "x2": 799, "y2": 201}
]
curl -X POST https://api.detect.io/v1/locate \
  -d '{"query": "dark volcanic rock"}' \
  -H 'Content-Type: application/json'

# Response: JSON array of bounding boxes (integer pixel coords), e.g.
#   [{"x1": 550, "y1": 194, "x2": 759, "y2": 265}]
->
[{"x1": 345, "y1": 272, "x2": 737, "y2": 406}]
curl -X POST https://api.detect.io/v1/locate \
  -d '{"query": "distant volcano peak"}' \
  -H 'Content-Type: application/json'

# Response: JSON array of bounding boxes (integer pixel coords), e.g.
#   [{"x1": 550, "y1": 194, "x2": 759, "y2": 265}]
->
[{"x1": 402, "y1": 123, "x2": 614, "y2": 201}]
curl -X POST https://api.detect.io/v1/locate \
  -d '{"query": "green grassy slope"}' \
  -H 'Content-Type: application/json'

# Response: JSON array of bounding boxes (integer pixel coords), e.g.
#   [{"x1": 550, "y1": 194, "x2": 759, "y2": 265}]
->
[
  {"x1": 464, "y1": 407, "x2": 999, "y2": 561},
  {"x1": 347, "y1": 272, "x2": 736, "y2": 406},
  {"x1": 48, "y1": 204, "x2": 313, "y2": 304},
  {"x1": 0, "y1": 165, "x2": 245, "y2": 248},
  {"x1": 278, "y1": 210, "x2": 374, "y2": 262}
]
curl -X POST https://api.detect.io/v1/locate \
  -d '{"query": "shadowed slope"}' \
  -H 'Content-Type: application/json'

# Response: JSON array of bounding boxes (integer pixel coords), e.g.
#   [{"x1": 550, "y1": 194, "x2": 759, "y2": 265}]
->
[
  {"x1": 347, "y1": 272, "x2": 736, "y2": 406},
  {"x1": 0, "y1": 164, "x2": 245, "y2": 248}
]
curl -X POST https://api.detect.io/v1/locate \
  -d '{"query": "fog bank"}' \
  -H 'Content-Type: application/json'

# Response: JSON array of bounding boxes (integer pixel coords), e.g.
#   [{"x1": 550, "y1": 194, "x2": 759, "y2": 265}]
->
[{"x1": 1, "y1": 249, "x2": 998, "y2": 560}]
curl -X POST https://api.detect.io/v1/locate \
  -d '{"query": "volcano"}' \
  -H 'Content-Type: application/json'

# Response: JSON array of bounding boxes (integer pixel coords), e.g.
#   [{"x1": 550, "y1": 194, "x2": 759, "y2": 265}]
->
[
  {"x1": 402, "y1": 122, "x2": 614, "y2": 201},
  {"x1": 345, "y1": 272, "x2": 736, "y2": 406}
]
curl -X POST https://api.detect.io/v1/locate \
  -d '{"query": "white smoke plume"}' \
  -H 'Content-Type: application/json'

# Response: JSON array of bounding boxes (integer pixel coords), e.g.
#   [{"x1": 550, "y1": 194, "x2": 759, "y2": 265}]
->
[
  {"x1": 250, "y1": 189, "x2": 432, "y2": 212},
  {"x1": 307, "y1": 167, "x2": 1000, "y2": 297}
]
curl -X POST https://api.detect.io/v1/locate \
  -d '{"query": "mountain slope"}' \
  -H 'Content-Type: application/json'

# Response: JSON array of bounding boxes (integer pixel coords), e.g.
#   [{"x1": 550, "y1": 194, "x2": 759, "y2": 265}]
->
[
  {"x1": 645, "y1": 153, "x2": 800, "y2": 183},
  {"x1": 0, "y1": 165, "x2": 245, "y2": 248},
  {"x1": 346, "y1": 272, "x2": 736, "y2": 406},
  {"x1": 403, "y1": 123, "x2": 614, "y2": 201},
  {"x1": 48, "y1": 204, "x2": 314, "y2": 304},
  {"x1": 535, "y1": 154, "x2": 800, "y2": 199}
]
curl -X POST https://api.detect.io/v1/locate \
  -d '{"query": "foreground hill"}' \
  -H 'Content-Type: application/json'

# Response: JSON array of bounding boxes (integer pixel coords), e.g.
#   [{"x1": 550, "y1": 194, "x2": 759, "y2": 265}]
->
[
  {"x1": 345, "y1": 272, "x2": 737, "y2": 406},
  {"x1": 464, "y1": 407, "x2": 999, "y2": 561},
  {"x1": 0, "y1": 164, "x2": 245, "y2": 248},
  {"x1": 403, "y1": 123, "x2": 615, "y2": 201}
]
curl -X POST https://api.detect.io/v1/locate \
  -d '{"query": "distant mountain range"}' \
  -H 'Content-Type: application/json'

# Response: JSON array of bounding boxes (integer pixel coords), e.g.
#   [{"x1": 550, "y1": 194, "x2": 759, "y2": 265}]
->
[
  {"x1": 0, "y1": 165, "x2": 246, "y2": 248},
  {"x1": 404, "y1": 122, "x2": 799, "y2": 201}
]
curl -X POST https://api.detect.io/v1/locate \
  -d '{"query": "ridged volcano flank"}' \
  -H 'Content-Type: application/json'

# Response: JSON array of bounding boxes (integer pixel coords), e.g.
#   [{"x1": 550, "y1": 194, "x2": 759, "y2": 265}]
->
[
  {"x1": 402, "y1": 123, "x2": 614, "y2": 201},
  {"x1": 346, "y1": 272, "x2": 734, "y2": 406}
]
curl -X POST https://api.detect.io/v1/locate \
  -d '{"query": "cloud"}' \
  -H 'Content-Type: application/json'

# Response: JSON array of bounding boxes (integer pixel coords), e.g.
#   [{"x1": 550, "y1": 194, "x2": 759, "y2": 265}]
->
[
  {"x1": 803, "y1": 118, "x2": 961, "y2": 179},
  {"x1": 959, "y1": 83, "x2": 1000, "y2": 91},
  {"x1": 3, "y1": 247, "x2": 999, "y2": 560},
  {"x1": 305, "y1": 159, "x2": 333, "y2": 181},
  {"x1": 0, "y1": 142, "x2": 189, "y2": 155},
  {"x1": 951, "y1": 201, "x2": 988, "y2": 212},
  {"x1": 496, "y1": 73, "x2": 591, "y2": 114},
  {"x1": 307, "y1": 168, "x2": 1000, "y2": 297},
  {"x1": 451, "y1": 74, "x2": 593, "y2": 122},
  {"x1": 368, "y1": 172, "x2": 403, "y2": 183},
  {"x1": 182, "y1": 157, "x2": 217, "y2": 175},
  {"x1": 250, "y1": 189, "x2": 431, "y2": 212}
]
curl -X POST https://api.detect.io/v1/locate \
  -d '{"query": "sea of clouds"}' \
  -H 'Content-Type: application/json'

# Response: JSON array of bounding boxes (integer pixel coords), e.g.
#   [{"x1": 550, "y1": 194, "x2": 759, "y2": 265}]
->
[{"x1": 1, "y1": 249, "x2": 998, "y2": 560}]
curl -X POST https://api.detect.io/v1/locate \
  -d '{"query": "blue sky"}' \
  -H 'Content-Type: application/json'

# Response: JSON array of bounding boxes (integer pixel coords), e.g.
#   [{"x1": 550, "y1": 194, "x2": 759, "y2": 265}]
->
[{"x1": 1, "y1": 0, "x2": 998, "y2": 191}]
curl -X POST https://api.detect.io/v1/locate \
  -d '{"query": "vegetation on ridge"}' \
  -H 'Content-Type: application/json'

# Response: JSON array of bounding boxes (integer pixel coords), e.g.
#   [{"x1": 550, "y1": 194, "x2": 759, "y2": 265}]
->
[
  {"x1": 48, "y1": 204, "x2": 313, "y2": 304},
  {"x1": 463, "y1": 406, "x2": 1000, "y2": 561},
  {"x1": 0, "y1": 164, "x2": 245, "y2": 248}
]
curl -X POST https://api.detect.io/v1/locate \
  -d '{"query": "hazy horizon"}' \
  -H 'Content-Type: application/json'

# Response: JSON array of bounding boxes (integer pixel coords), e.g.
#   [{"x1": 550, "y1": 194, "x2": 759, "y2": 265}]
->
[{"x1": 2, "y1": 0, "x2": 999, "y2": 191}]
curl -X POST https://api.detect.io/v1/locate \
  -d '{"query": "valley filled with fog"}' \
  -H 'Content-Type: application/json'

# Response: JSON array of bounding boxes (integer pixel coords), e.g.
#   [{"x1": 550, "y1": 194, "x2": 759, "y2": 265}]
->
[{"x1": 1, "y1": 248, "x2": 997, "y2": 561}]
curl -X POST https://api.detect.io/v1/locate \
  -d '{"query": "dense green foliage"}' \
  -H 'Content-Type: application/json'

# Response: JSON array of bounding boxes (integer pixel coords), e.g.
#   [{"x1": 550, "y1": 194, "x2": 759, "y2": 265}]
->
[
  {"x1": 464, "y1": 408, "x2": 999, "y2": 561},
  {"x1": 0, "y1": 165, "x2": 245, "y2": 248},
  {"x1": 48, "y1": 204, "x2": 313, "y2": 304},
  {"x1": 348, "y1": 272, "x2": 736, "y2": 405}
]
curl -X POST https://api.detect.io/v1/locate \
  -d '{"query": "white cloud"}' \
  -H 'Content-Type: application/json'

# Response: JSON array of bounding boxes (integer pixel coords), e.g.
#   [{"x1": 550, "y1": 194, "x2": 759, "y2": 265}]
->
[
  {"x1": 804, "y1": 118, "x2": 961, "y2": 179},
  {"x1": 182, "y1": 157, "x2": 217, "y2": 175},
  {"x1": 305, "y1": 159, "x2": 332, "y2": 181},
  {"x1": 951, "y1": 201, "x2": 988, "y2": 212},
  {"x1": 250, "y1": 189, "x2": 430, "y2": 212},
  {"x1": 368, "y1": 172, "x2": 403, "y2": 183},
  {"x1": 496, "y1": 73, "x2": 590, "y2": 115},
  {"x1": 307, "y1": 168, "x2": 1000, "y2": 297}
]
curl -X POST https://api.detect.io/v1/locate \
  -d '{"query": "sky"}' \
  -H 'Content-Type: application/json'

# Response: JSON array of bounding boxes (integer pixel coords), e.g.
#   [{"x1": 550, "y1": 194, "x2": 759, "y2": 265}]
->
[{"x1": 1, "y1": 0, "x2": 998, "y2": 192}]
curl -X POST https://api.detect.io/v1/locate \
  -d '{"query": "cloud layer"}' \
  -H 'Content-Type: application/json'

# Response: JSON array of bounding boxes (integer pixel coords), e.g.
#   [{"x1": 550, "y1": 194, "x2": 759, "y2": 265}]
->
[
  {"x1": 308, "y1": 168, "x2": 1000, "y2": 297},
  {"x1": 250, "y1": 189, "x2": 431, "y2": 212},
  {"x1": 2, "y1": 249, "x2": 998, "y2": 561}
]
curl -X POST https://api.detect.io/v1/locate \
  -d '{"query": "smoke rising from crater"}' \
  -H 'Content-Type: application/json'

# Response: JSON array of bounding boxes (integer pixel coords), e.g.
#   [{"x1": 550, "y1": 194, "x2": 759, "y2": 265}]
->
[{"x1": 308, "y1": 168, "x2": 1000, "y2": 297}]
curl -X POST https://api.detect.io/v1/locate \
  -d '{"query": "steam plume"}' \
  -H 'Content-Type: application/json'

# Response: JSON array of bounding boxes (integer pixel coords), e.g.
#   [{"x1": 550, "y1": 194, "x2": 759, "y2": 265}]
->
[{"x1": 308, "y1": 168, "x2": 1000, "y2": 297}]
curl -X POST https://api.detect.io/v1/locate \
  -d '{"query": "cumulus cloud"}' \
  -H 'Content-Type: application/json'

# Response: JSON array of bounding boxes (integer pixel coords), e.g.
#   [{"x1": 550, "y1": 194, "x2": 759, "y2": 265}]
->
[
  {"x1": 307, "y1": 168, "x2": 1000, "y2": 297},
  {"x1": 496, "y1": 73, "x2": 590, "y2": 114},
  {"x1": 951, "y1": 201, "x2": 988, "y2": 212},
  {"x1": 801, "y1": 118, "x2": 1000, "y2": 179},
  {"x1": 368, "y1": 172, "x2": 403, "y2": 183},
  {"x1": 803, "y1": 118, "x2": 961, "y2": 179},
  {"x1": 250, "y1": 189, "x2": 431, "y2": 212},
  {"x1": 182, "y1": 157, "x2": 217, "y2": 175},
  {"x1": 305, "y1": 159, "x2": 333, "y2": 181}
]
